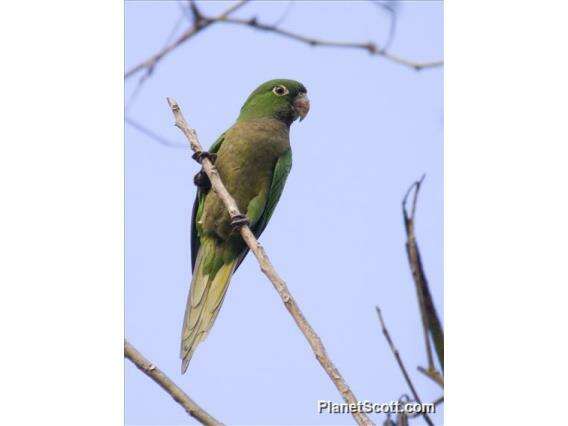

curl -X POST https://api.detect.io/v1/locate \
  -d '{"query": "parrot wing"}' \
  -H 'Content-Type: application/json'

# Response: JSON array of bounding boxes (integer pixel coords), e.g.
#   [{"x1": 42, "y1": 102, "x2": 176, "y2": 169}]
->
[{"x1": 190, "y1": 133, "x2": 225, "y2": 271}]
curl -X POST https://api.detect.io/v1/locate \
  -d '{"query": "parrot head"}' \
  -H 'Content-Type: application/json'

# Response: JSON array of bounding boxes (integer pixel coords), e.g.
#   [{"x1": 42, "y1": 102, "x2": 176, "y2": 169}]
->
[{"x1": 238, "y1": 79, "x2": 310, "y2": 125}]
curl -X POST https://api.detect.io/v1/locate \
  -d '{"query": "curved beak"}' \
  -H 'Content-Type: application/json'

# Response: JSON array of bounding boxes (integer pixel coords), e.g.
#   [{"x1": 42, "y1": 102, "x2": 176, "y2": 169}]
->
[{"x1": 293, "y1": 93, "x2": 310, "y2": 122}]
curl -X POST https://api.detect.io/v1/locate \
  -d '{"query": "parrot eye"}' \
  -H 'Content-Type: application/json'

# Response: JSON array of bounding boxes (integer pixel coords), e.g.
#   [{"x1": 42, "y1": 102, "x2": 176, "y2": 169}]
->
[{"x1": 272, "y1": 85, "x2": 289, "y2": 96}]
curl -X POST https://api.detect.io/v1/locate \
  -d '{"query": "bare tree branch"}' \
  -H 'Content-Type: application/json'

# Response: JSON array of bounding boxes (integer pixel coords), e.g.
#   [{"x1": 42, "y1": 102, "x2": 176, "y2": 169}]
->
[
  {"x1": 402, "y1": 176, "x2": 444, "y2": 372},
  {"x1": 209, "y1": 15, "x2": 442, "y2": 71},
  {"x1": 124, "y1": 339, "x2": 223, "y2": 426},
  {"x1": 167, "y1": 97, "x2": 374, "y2": 426},
  {"x1": 126, "y1": 1, "x2": 441, "y2": 81},
  {"x1": 125, "y1": 1, "x2": 248, "y2": 79},
  {"x1": 375, "y1": 307, "x2": 434, "y2": 426}
]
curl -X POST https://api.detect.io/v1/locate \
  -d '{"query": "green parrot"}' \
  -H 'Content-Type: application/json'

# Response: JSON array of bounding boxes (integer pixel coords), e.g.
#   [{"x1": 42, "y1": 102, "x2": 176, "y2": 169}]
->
[{"x1": 181, "y1": 79, "x2": 310, "y2": 373}]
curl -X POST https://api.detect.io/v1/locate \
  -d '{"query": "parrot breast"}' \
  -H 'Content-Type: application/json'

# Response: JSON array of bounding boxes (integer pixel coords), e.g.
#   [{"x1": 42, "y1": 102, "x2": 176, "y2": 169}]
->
[{"x1": 199, "y1": 117, "x2": 290, "y2": 240}]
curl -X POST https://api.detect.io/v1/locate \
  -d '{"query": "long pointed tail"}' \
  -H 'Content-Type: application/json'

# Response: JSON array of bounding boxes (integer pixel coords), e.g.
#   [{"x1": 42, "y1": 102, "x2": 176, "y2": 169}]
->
[{"x1": 180, "y1": 238, "x2": 238, "y2": 373}]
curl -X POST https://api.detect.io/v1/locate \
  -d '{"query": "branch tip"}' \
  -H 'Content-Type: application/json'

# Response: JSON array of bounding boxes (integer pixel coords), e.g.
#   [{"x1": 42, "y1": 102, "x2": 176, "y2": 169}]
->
[{"x1": 401, "y1": 176, "x2": 444, "y2": 371}]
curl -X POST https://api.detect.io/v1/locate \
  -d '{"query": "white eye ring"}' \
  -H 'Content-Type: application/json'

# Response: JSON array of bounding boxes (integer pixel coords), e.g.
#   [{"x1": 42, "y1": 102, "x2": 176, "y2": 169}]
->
[{"x1": 272, "y1": 85, "x2": 289, "y2": 96}]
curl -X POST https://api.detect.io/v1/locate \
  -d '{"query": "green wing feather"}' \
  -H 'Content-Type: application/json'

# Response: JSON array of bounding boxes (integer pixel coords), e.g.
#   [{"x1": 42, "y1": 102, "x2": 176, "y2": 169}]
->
[
  {"x1": 234, "y1": 147, "x2": 292, "y2": 270},
  {"x1": 252, "y1": 148, "x2": 292, "y2": 238},
  {"x1": 190, "y1": 133, "x2": 225, "y2": 271}
]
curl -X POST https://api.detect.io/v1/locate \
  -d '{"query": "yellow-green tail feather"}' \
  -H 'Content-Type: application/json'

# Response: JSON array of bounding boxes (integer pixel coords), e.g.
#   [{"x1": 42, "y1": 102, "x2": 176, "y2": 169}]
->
[{"x1": 180, "y1": 237, "x2": 238, "y2": 373}]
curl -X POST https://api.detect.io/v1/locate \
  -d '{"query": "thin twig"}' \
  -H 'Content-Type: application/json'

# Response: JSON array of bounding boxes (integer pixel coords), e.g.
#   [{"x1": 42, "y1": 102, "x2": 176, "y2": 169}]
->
[
  {"x1": 187, "y1": 0, "x2": 202, "y2": 23},
  {"x1": 402, "y1": 176, "x2": 444, "y2": 371},
  {"x1": 271, "y1": 1, "x2": 294, "y2": 27},
  {"x1": 125, "y1": 116, "x2": 186, "y2": 149},
  {"x1": 370, "y1": 1, "x2": 398, "y2": 54},
  {"x1": 375, "y1": 307, "x2": 434, "y2": 426},
  {"x1": 211, "y1": 15, "x2": 442, "y2": 71},
  {"x1": 417, "y1": 366, "x2": 444, "y2": 388},
  {"x1": 124, "y1": 339, "x2": 223, "y2": 426},
  {"x1": 167, "y1": 97, "x2": 374, "y2": 426},
  {"x1": 125, "y1": 1, "x2": 248, "y2": 79}
]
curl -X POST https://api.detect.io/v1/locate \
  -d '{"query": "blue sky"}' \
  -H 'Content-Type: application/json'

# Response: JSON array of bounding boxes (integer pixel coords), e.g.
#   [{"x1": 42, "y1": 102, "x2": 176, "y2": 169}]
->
[{"x1": 125, "y1": 1, "x2": 443, "y2": 424}]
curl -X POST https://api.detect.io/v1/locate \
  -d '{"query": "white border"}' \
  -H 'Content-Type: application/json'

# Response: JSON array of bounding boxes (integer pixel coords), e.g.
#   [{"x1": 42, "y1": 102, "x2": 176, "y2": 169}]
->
[
  {"x1": 2, "y1": 1, "x2": 568, "y2": 424},
  {"x1": 446, "y1": 1, "x2": 568, "y2": 424},
  {"x1": 0, "y1": 1, "x2": 123, "y2": 425}
]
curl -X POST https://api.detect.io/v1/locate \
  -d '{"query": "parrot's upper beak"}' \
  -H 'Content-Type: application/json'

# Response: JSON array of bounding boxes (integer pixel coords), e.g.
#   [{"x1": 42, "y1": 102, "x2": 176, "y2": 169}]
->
[{"x1": 293, "y1": 93, "x2": 310, "y2": 122}]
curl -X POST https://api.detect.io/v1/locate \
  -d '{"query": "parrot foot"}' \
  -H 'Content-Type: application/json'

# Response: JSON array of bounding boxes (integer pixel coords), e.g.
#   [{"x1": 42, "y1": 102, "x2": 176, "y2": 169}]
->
[
  {"x1": 193, "y1": 170, "x2": 211, "y2": 190},
  {"x1": 230, "y1": 214, "x2": 250, "y2": 230},
  {"x1": 191, "y1": 151, "x2": 216, "y2": 190},
  {"x1": 192, "y1": 151, "x2": 217, "y2": 164}
]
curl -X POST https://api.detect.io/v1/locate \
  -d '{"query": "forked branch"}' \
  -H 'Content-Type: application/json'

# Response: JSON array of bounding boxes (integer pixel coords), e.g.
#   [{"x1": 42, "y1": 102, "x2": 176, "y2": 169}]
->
[
  {"x1": 124, "y1": 339, "x2": 223, "y2": 426},
  {"x1": 125, "y1": 1, "x2": 248, "y2": 79},
  {"x1": 125, "y1": 1, "x2": 442, "y2": 80},
  {"x1": 167, "y1": 97, "x2": 374, "y2": 426}
]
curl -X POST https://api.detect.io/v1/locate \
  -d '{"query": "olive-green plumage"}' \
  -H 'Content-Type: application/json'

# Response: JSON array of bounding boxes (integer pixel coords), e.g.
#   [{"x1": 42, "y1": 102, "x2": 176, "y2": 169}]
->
[{"x1": 181, "y1": 79, "x2": 309, "y2": 372}]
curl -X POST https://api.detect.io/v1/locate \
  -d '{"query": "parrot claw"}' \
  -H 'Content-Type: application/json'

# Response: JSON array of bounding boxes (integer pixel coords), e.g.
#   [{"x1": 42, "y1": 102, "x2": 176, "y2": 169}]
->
[
  {"x1": 192, "y1": 151, "x2": 216, "y2": 190},
  {"x1": 191, "y1": 151, "x2": 217, "y2": 164},
  {"x1": 230, "y1": 214, "x2": 250, "y2": 230},
  {"x1": 193, "y1": 170, "x2": 211, "y2": 190}
]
